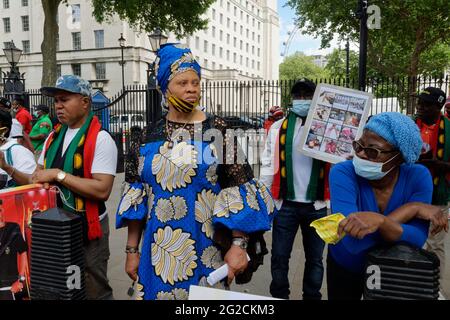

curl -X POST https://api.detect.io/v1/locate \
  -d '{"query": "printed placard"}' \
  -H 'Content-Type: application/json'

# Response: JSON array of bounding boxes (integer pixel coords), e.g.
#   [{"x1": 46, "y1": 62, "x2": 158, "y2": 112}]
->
[{"x1": 298, "y1": 83, "x2": 372, "y2": 163}]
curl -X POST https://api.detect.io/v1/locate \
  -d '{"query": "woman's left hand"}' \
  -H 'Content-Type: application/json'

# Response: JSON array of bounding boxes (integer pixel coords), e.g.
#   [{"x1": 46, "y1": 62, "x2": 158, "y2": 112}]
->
[
  {"x1": 224, "y1": 245, "x2": 248, "y2": 285},
  {"x1": 338, "y1": 212, "x2": 385, "y2": 239}
]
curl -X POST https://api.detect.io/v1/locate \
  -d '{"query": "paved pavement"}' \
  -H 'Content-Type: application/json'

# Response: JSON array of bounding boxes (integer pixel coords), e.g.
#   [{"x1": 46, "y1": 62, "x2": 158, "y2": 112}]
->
[{"x1": 106, "y1": 173, "x2": 450, "y2": 300}]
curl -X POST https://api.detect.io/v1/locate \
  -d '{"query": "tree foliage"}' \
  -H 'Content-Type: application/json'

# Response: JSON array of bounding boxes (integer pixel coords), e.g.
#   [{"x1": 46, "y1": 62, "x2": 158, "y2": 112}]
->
[
  {"x1": 324, "y1": 48, "x2": 359, "y2": 81},
  {"x1": 40, "y1": 0, "x2": 214, "y2": 86},
  {"x1": 91, "y1": 0, "x2": 214, "y2": 37},
  {"x1": 286, "y1": 0, "x2": 450, "y2": 78},
  {"x1": 279, "y1": 52, "x2": 329, "y2": 80}
]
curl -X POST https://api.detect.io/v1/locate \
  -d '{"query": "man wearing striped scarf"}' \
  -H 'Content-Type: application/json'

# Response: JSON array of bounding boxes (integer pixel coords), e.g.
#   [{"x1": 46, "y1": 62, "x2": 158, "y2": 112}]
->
[{"x1": 260, "y1": 79, "x2": 329, "y2": 300}]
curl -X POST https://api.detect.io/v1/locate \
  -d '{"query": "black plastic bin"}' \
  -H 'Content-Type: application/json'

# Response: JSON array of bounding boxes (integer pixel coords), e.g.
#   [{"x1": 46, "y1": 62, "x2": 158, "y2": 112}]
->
[{"x1": 364, "y1": 243, "x2": 440, "y2": 300}]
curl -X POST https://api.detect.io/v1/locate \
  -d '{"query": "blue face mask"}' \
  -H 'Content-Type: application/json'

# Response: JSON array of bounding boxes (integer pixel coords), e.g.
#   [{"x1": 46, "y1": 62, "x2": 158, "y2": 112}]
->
[
  {"x1": 352, "y1": 153, "x2": 399, "y2": 180},
  {"x1": 291, "y1": 100, "x2": 312, "y2": 117}
]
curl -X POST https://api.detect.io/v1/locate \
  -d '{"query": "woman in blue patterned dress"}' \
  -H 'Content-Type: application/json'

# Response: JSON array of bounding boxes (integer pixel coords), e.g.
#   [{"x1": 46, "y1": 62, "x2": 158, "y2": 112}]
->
[{"x1": 116, "y1": 43, "x2": 275, "y2": 300}]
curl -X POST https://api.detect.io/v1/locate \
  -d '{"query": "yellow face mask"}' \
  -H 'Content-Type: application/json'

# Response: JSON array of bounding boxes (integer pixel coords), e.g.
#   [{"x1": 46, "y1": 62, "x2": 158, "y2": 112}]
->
[
  {"x1": 310, "y1": 213, "x2": 346, "y2": 244},
  {"x1": 167, "y1": 94, "x2": 200, "y2": 113}
]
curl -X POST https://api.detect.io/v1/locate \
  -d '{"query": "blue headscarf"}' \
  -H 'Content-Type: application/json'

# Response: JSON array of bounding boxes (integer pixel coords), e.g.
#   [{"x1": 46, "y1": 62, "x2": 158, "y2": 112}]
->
[
  {"x1": 155, "y1": 43, "x2": 201, "y2": 96},
  {"x1": 364, "y1": 112, "x2": 423, "y2": 164}
]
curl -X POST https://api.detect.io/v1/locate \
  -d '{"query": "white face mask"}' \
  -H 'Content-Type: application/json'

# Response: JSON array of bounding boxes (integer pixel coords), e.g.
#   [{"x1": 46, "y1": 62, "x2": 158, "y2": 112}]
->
[{"x1": 352, "y1": 153, "x2": 400, "y2": 180}]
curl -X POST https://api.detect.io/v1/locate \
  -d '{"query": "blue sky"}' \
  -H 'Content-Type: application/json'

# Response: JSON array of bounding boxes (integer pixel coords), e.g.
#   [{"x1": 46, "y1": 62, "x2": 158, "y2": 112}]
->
[{"x1": 277, "y1": 0, "x2": 342, "y2": 61}]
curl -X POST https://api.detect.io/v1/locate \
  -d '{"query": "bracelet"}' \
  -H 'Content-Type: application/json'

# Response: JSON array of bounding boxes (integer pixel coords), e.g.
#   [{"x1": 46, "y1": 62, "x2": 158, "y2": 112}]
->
[{"x1": 125, "y1": 246, "x2": 139, "y2": 254}]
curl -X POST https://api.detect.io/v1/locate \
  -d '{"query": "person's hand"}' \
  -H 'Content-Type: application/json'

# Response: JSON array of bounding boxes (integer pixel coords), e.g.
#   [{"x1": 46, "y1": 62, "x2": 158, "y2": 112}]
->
[
  {"x1": 10, "y1": 280, "x2": 23, "y2": 294},
  {"x1": 125, "y1": 253, "x2": 140, "y2": 281},
  {"x1": 224, "y1": 245, "x2": 248, "y2": 285},
  {"x1": 31, "y1": 169, "x2": 59, "y2": 186},
  {"x1": 338, "y1": 212, "x2": 385, "y2": 239},
  {"x1": 415, "y1": 203, "x2": 449, "y2": 235}
]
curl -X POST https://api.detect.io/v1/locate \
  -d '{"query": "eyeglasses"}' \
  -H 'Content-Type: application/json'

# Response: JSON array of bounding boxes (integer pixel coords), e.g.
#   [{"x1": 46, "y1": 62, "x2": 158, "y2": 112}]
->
[{"x1": 352, "y1": 140, "x2": 397, "y2": 160}]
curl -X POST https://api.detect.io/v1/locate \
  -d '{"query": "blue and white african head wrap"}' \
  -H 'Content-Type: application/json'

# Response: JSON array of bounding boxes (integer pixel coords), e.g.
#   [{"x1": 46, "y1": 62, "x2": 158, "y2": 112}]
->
[{"x1": 155, "y1": 43, "x2": 201, "y2": 96}]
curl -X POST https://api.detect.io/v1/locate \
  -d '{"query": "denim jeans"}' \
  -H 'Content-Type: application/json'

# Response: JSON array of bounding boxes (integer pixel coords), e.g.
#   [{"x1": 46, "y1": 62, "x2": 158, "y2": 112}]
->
[{"x1": 270, "y1": 200, "x2": 326, "y2": 300}]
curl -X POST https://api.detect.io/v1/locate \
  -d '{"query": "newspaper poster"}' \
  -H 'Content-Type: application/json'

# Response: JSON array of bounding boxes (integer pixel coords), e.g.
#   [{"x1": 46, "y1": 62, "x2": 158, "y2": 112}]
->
[{"x1": 298, "y1": 83, "x2": 372, "y2": 164}]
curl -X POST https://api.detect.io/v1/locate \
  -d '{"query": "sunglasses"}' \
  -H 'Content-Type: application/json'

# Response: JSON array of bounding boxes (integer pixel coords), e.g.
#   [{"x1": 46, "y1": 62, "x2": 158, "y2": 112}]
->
[{"x1": 352, "y1": 140, "x2": 397, "y2": 160}]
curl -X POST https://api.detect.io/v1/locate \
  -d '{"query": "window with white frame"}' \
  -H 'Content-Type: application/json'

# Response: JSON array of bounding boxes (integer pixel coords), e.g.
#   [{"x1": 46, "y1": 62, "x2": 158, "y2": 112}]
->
[
  {"x1": 220, "y1": 30, "x2": 223, "y2": 41},
  {"x1": 195, "y1": 36, "x2": 199, "y2": 49},
  {"x1": 233, "y1": 37, "x2": 237, "y2": 47},
  {"x1": 212, "y1": 44, "x2": 216, "y2": 55},
  {"x1": 233, "y1": 53, "x2": 237, "y2": 63},
  {"x1": 71, "y1": 63, "x2": 81, "y2": 77},
  {"x1": 220, "y1": 13, "x2": 223, "y2": 24},
  {"x1": 212, "y1": 61, "x2": 216, "y2": 69},
  {"x1": 3, "y1": 42, "x2": 13, "y2": 49},
  {"x1": 72, "y1": 32, "x2": 81, "y2": 50},
  {"x1": 3, "y1": 0, "x2": 9, "y2": 9},
  {"x1": 234, "y1": 22, "x2": 237, "y2": 32},
  {"x1": 94, "y1": 30, "x2": 104, "y2": 48},
  {"x1": 227, "y1": 34, "x2": 230, "y2": 44},
  {"x1": 227, "y1": 18, "x2": 230, "y2": 28},
  {"x1": 3, "y1": 18, "x2": 10, "y2": 33},
  {"x1": 212, "y1": 9, "x2": 216, "y2": 20},
  {"x1": 95, "y1": 62, "x2": 106, "y2": 79},
  {"x1": 212, "y1": 26, "x2": 216, "y2": 37},
  {"x1": 22, "y1": 40, "x2": 30, "y2": 53},
  {"x1": 240, "y1": 40, "x2": 243, "y2": 50},
  {"x1": 22, "y1": 0, "x2": 28, "y2": 6},
  {"x1": 226, "y1": 50, "x2": 230, "y2": 61},
  {"x1": 204, "y1": 40, "x2": 208, "y2": 52},
  {"x1": 220, "y1": 47, "x2": 223, "y2": 58},
  {"x1": 72, "y1": 4, "x2": 81, "y2": 23},
  {"x1": 21, "y1": 16, "x2": 29, "y2": 31}
]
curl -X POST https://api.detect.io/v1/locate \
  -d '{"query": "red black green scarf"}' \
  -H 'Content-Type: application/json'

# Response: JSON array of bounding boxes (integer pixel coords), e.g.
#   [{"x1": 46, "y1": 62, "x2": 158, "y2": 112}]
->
[
  {"x1": 416, "y1": 115, "x2": 450, "y2": 205},
  {"x1": 271, "y1": 112, "x2": 329, "y2": 201},
  {"x1": 44, "y1": 113, "x2": 103, "y2": 240}
]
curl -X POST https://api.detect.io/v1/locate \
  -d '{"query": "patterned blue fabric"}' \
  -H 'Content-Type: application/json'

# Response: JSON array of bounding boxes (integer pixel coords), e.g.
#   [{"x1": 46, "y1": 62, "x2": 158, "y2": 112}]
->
[
  {"x1": 116, "y1": 139, "x2": 275, "y2": 300},
  {"x1": 155, "y1": 43, "x2": 201, "y2": 96}
]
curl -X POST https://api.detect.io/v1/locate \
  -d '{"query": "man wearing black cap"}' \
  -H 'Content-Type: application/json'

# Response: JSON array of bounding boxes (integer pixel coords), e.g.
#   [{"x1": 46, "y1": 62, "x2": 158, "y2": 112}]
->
[
  {"x1": 414, "y1": 86, "x2": 450, "y2": 287},
  {"x1": 29, "y1": 105, "x2": 52, "y2": 160},
  {"x1": 261, "y1": 79, "x2": 329, "y2": 300}
]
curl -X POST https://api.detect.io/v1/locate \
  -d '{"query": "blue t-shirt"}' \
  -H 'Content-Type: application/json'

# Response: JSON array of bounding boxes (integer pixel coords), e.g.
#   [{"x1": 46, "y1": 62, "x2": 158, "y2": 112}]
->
[{"x1": 328, "y1": 160, "x2": 433, "y2": 273}]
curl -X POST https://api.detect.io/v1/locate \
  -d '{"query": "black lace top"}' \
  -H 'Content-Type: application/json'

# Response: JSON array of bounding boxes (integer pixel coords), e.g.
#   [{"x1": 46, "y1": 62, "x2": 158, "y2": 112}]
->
[{"x1": 125, "y1": 113, "x2": 254, "y2": 189}]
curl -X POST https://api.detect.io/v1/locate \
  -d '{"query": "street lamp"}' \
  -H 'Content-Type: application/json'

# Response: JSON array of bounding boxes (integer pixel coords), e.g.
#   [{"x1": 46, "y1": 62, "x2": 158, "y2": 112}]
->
[
  {"x1": 147, "y1": 28, "x2": 168, "y2": 88},
  {"x1": 118, "y1": 33, "x2": 126, "y2": 91},
  {"x1": 356, "y1": 0, "x2": 368, "y2": 92},
  {"x1": 2, "y1": 40, "x2": 25, "y2": 94},
  {"x1": 146, "y1": 28, "x2": 168, "y2": 126}
]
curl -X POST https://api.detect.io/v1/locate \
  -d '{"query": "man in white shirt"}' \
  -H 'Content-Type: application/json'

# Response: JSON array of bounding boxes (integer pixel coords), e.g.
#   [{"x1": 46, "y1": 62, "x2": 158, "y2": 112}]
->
[
  {"x1": 0, "y1": 108, "x2": 36, "y2": 188},
  {"x1": 260, "y1": 79, "x2": 328, "y2": 300},
  {"x1": 26, "y1": 75, "x2": 118, "y2": 300}
]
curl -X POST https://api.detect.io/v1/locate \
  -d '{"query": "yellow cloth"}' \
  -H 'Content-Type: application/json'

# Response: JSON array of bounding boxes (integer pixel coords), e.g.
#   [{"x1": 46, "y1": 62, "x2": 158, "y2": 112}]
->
[{"x1": 310, "y1": 213, "x2": 346, "y2": 244}]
